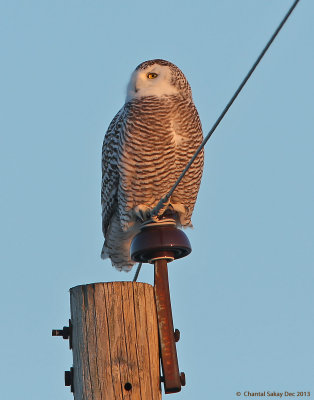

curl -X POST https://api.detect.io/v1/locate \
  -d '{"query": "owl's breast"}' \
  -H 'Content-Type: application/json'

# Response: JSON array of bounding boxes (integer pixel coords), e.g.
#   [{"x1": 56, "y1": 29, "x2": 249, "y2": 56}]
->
[{"x1": 116, "y1": 95, "x2": 203, "y2": 224}]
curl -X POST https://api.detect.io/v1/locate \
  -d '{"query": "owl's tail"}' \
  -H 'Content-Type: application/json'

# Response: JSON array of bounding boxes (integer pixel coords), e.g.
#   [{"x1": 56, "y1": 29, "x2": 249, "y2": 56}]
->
[
  {"x1": 101, "y1": 212, "x2": 139, "y2": 272},
  {"x1": 100, "y1": 243, "x2": 110, "y2": 260}
]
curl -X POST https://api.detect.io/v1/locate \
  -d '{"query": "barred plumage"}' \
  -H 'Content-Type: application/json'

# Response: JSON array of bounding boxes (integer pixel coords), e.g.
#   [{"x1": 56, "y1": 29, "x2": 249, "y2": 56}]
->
[{"x1": 101, "y1": 59, "x2": 204, "y2": 271}]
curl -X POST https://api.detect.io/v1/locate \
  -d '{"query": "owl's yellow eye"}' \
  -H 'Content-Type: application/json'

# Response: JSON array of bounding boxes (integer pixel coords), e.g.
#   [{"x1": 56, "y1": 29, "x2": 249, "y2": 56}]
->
[{"x1": 147, "y1": 72, "x2": 158, "y2": 79}]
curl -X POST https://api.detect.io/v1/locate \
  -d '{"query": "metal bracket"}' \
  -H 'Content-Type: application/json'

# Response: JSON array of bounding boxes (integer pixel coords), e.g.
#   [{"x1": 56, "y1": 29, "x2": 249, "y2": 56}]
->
[
  {"x1": 131, "y1": 220, "x2": 191, "y2": 394},
  {"x1": 64, "y1": 366, "x2": 74, "y2": 393},
  {"x1": 154, "y1": 257, "x2": 184, "y2": 393}
]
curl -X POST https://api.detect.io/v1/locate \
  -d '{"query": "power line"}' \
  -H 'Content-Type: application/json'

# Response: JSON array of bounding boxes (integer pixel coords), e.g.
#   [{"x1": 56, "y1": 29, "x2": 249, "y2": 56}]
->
[
  {"x1": 134, "y1": 0, "x2": 300, "y2": 282},
  {"x1": 151, "y1": 0, "x2": 300, "y2": 219}
]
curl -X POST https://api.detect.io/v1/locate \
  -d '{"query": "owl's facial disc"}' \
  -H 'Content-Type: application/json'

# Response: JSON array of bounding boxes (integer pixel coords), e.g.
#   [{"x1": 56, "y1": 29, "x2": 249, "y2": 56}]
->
[{"x1": 126, "y1": 64, "x2": 178, "y2": 101}]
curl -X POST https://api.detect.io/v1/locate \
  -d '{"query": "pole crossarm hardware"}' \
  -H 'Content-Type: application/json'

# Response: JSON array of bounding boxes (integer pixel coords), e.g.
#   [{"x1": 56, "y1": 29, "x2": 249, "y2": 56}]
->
[{"x1": 131, "y1": 219, "x2": 190, "y2": 394}]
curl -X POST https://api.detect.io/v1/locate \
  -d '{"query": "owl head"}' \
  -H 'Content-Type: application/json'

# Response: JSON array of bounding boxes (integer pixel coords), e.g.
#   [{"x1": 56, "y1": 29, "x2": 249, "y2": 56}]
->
[{"x1": 126, "y1": 59, "x2": 192, "y2": 102}]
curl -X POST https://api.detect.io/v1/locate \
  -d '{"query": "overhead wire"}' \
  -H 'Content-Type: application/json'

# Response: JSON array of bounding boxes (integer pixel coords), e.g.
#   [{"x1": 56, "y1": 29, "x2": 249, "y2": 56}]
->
[
  {"x1": 133, "y1": 0, "x2": 301, "y2": 282},
  {"x1": 151, "y1": 0, "x2": 301, "y2": 219}
]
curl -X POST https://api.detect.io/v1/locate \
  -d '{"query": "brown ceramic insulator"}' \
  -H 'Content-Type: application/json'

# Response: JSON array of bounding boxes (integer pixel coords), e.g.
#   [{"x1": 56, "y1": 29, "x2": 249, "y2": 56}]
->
[{"x1": 130, "y1": 224, "x2": 191, "y2": 263}]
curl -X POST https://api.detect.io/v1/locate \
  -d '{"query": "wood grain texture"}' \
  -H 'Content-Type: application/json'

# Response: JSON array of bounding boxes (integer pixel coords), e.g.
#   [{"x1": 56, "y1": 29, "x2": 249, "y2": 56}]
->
[{"x1": 70, "y1": 282, "x2": 161, "y2": 400}]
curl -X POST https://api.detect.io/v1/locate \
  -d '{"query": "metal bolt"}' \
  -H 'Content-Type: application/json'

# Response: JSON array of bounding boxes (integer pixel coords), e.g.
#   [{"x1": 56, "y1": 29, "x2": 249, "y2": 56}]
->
[
  {"x1": 52, "y1": 319, "x2": 72, "y2": 349},
  {"x1": 174, "y1": 328, "x2": 180, "y2": 342},
  {"x1": 52, "y1": 326, "x2": 70, "y2": 339},
  {"x1": 180, "y1": 372, "x2": 186, "y2": 386},
  {"x1": 161, "y1": 373, "x2": 185, "y2": 386}
]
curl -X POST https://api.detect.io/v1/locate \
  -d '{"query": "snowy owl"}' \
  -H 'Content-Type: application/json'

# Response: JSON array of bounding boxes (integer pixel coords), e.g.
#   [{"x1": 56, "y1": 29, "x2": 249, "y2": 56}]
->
[{"x1": 101, "y1": 59, "x2": 204, "y2": 271}]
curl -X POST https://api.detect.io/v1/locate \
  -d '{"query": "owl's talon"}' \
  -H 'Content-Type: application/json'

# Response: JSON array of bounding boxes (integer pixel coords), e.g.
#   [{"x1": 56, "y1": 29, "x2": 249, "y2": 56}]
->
[{"x1": 134, "y1": 205, "x2": 153, "y2": 222}]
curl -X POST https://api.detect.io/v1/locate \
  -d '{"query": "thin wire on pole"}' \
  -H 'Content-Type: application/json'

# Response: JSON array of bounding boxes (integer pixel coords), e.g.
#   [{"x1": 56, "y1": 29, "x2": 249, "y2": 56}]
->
[
  {"x1": 151, "y1": 0, "x2": 300, "y2": 219},
  {"x1": 133, "y1": 262, "x2": 142, "y2": 282}
]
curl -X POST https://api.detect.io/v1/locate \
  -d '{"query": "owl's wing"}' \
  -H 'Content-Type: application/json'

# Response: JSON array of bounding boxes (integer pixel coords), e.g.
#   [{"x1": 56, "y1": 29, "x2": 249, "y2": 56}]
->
[{"x1": 101, "y1": 107, "x2": 124, "y2": 236}]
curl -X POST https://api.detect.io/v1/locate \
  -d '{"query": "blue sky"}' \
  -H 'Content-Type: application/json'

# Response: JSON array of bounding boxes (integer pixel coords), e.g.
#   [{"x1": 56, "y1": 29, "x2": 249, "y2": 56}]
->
[{"x1": 0, "y1": 1, "x2": 313, "y2": 399}]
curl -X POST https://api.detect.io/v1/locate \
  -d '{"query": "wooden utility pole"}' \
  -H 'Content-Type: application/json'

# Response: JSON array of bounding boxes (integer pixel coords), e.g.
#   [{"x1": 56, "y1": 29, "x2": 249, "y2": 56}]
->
[
  {"x1": 69, "y1": 282, "x2": 161, "y2": 399},
  {"x1": 53, "y1": 219, "x2": 190, "y2": 398}
]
